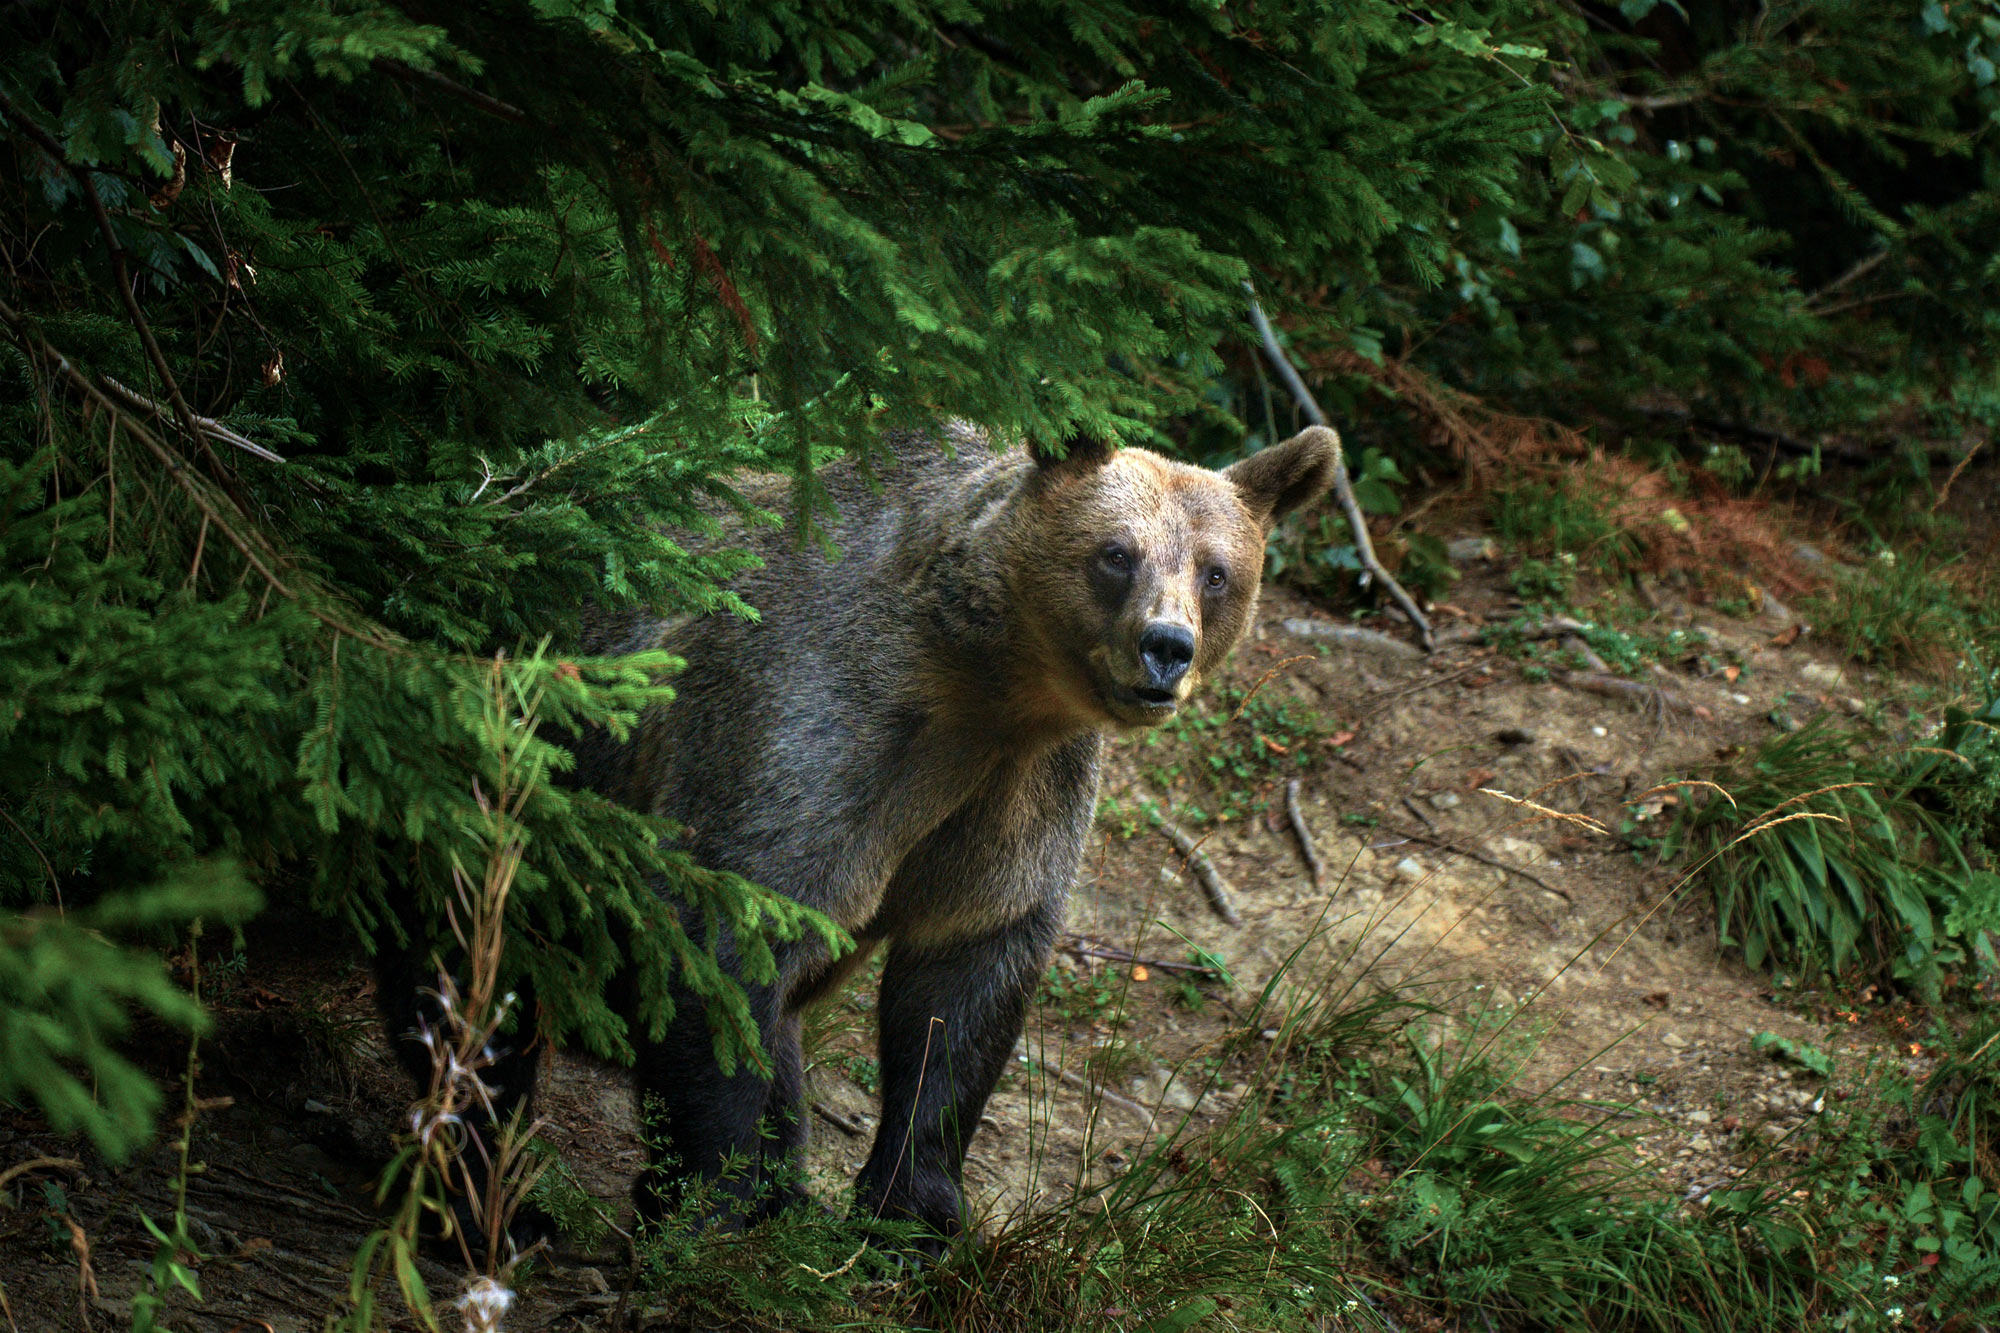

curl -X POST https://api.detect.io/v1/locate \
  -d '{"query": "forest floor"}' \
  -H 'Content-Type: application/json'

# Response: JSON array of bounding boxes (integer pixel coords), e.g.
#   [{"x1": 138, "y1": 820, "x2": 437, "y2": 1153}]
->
[{"x1": 0, "y1": 510, "x2": 1976, "y2": 1332}]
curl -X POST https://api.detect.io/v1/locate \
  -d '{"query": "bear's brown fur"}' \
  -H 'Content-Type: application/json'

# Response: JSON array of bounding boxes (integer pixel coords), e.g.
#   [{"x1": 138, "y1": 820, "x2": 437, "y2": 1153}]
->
[{"x1": 381, "y1": 422, "x2": 1341, "y2": 1244}]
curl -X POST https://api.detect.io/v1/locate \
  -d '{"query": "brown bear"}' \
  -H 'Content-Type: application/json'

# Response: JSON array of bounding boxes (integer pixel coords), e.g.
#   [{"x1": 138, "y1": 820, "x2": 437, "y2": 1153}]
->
[{"x1": 379, "y1": 421, "x2": 1340, "y2": 1245}]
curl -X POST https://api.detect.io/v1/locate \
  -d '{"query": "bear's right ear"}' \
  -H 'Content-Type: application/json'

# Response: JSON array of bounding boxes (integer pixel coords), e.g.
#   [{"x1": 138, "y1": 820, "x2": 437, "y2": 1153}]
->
[
  {"x1": 1223, "y1": 425, "x2": 1342, "y2": 529},
  {"x1": 1030, "y1": 435, "x2": 1113, "y2": 477}
]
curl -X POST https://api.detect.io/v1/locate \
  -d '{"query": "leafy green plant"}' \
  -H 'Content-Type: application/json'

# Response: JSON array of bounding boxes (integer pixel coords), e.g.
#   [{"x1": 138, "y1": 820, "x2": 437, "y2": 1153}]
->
[
  {"x1": 1491, "y1": 473, "x2": 1643, "y2": 578},
  {"x1": 1677, "y1": 717, "x2": 1991, "y2": 998},
  {"x1": 1752, "y1": 1031, "x2": 1834, "y2": 1078},
  {"x1": 1806, "y1": 548, "x2": 1978, "y2": 671},
  {"x1": 1510, "y1": 553, "x2": 1581, "y2": 602},
  {"x1": 1135, "y1": 683, "x2": 1326, "y2": 826}
]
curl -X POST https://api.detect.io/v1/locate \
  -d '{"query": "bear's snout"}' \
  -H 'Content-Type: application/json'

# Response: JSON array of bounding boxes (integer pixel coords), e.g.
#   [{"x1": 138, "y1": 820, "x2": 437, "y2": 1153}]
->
[{"x1": 1137, "y1": 621, "x2": 1196, "y2": 697}]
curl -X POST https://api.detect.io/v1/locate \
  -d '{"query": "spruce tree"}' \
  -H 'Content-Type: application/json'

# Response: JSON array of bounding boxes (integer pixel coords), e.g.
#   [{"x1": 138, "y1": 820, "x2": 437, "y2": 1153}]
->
[{"x1": 3, "y1": 0, "x2": 1991, "y2": 1162}]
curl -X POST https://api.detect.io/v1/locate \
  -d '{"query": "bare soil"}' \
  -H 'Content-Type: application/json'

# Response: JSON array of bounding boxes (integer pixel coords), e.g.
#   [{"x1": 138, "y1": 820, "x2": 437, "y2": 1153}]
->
[{"x1": 0, "y1": 561, "x2": 1943, "y2": 1331}]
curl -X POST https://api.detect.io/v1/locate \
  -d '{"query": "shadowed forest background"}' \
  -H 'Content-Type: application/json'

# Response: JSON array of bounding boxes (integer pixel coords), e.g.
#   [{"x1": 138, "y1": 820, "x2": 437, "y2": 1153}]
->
[{"x1": 5, "y1": 2, "x2": 2000, "y2": 1329}]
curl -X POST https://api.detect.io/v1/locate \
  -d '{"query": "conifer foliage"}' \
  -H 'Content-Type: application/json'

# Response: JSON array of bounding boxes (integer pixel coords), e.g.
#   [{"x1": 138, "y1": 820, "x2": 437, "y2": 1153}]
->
[
  {"x1": 0, "y1": 0, "x2": 1556, "y2": 1157},
  {"x1": 2, "y1": 0, "x2": 1994, "y2": 1161}
]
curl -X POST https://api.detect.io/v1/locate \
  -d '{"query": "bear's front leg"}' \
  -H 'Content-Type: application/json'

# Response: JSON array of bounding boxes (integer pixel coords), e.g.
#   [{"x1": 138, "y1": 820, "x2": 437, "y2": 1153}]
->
[
  {"x1": 855, "y1": 897, "x2": 1059, "y2": 1242},
  {"x1": 632, "y1": 973, "x2": 810, "y2": 1227}
]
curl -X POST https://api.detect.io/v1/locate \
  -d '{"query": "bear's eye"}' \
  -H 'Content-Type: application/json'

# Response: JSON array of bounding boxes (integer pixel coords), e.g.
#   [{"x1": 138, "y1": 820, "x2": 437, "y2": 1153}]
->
[
  {"x1": 1205, "y1": 565, "x2": 1228, "y2": 591},
  {"x1": 1100, "y1": 543, "x2": 1132, "y2": 572}
]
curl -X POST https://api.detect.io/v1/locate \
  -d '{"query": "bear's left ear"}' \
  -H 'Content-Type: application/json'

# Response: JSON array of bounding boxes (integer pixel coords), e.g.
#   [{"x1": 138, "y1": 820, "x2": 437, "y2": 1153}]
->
[
  {"x1": 1223, "y1": 425, "x2": 1342, "y2": 529},
  {"x1": 1030, "y1": 434, "x2": 1113, "y2": 477}
]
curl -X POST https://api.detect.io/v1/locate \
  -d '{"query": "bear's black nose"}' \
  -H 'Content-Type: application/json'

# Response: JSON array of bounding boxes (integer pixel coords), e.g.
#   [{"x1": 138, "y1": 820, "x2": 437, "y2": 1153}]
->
[{"x1": 1138, "y1": 622, "x2": 1196, "y2": 690}]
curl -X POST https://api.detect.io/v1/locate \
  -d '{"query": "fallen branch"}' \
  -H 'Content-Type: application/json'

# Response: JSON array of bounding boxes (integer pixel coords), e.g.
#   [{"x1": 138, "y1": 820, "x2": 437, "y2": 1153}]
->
[
  {"x1": 1400, "y1": 795, "x2": 1439, "y2": 835},
  {"x1": 1051, "y1": 1064, "x2": 1158, "y2": 1131},
  {"x1": 375, "y1": 59, "x2": 529, "y2": 124},
  {"x1": 0, "y1": 1156, "x2": 82, "y2": 1194},
  {"x1": 100, "y1": 375, "x2": 286, "y2": 464},
  {"x1": 811, "y1": 1102, "x2": 865, "y2": 1138},
  {"x1": 1062, "y1": 936, "x2": 1225, "y2": 976},
  {"x1": 1555, "y1": 669, "x2": 1700, "y2": 717},
  {"x1": 1280, "y1": 618, "x2": 1424, "y2": 659},
  {"x1": 1284, "y1": 779, "x2": 1325, "y2": 889},
  {"x1": 1246, "y1": 285, "x2": 1432, "y2": 651},
  {"x1": 1152, "y1": 813, "x2": 1241, "y2": 926},
  {"x1": 1371, "y1": 659, "x2": 1492, "y2": 699},
  {"x1": 1388, "y1": 824, "x2": 1573, "y2": 905}
]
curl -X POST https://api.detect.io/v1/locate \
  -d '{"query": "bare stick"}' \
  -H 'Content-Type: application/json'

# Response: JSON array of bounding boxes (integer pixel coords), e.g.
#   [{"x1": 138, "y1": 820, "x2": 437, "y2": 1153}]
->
[
  {"x1": 1062, "y1": 936, "x2": 1225, "y2": 975},
  {"x1": 1280, "y1": 618, "x2": 1423, "y2": 659},
  {"x1": 375, "y1": 59, "x2": 529, "y2": 124},
  {"x1": 811, "y1": 1102, "x2": 866, "y2": 1138},
  {"x1": 100, "y1": 375, "x2": 286, "y2": 464},
  {"x1": 1400, "y1": 795, "x2": 1439, "y2": 835},
  {"x1": 1388, "y1": 824, "x2": 1573, "y2": 904},
  {"x1": 1246, "y1": 284, "x2": 1433, "y2": 650},
  {"x1": 1555, "y1": 669, "x2": 1699, "y2": 716},
  {"x1": 1052, "y1": 1065, "x2": 1159, "y2": 1132},
  {"x1": 1152, "y1": 812, "x2": 1241, "y2": 926},
  {"x1": 1284, "y1": 778, "x2": 1325, "y2": 889},
  {"x1": 0, "y1": 1157, "x2": 81, "y2": 1194}
]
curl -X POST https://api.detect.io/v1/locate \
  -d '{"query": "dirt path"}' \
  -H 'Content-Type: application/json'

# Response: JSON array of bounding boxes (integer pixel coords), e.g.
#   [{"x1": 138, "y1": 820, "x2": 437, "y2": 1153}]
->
[{"x1": 0, "y1": 569, "x2": 1931, "y2": 1331}]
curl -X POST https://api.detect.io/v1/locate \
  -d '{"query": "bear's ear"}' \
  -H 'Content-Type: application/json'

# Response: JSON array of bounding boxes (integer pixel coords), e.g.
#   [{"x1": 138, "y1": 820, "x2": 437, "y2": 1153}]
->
[
  {"x1": 1030, "y1": 435, "x2": 1113, "y2": 477},
  {"x1": 1223, "y1": 425, "x2": 1341, "y2": 529}
]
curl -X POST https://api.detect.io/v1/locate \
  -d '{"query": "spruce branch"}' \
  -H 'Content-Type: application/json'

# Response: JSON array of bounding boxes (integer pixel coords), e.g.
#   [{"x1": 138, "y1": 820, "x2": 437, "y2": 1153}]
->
[
  {"x1": 99, "y1": 375, "x2": 286, "y2": 464},
  {"x1": 374, "y1": 59, "x2": 530, "y2": 126},
  {"x1": 0, "y1": 88, "x2": 234, "y2": 487},
  {"x1": 1244, "y1": 285, "x2": 1433, "y2": 651},
  {"x1": 0, "y1": 298, "x2": 402, "y2": 653}
]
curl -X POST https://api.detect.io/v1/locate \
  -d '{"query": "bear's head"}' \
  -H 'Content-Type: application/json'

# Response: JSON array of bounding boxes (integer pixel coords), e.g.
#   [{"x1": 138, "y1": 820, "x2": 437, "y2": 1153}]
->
[{"x1": 1014, "y1": 426, "x2": 1341, "y2": 732}]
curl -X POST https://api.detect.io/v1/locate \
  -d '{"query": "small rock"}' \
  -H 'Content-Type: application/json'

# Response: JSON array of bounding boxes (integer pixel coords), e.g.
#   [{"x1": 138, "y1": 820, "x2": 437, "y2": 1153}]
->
[
  {"x1": 1590, "y1": 725, "x2": 1608, "y2": 738},
  {"x1": 1447, "y1": 536, "x2": 1499, "y2": 563},
  {"x1": 1392, "y1": 857, "x2": 1427, "y2": 883},
  {"x1": 1758, "y1": 591, "x2": 1792, "y2": 624},
  {"x1": 303, "y1": 1099, "x2": 331, "y2": 1115},
  {"x1": 1688, "y1": 1134, "x2": 1714, "y2": 1152},
  {"x1": 1729, "y1": 692, "x2": 1752, "y2": 706},
  {"x1": 1793, "y1": 542, "x2": 1827, "y2": 564},
  {"x1": 1429, "y1": 791, "x2": 1463, "y2": 810},
  {"x1": 1687, "y1": 1109, "x2": 1713, "y2": 1125},
  {"x1": 1843, "y1": 696, "x2": 1868, "y2": 716},
  {"x1": 1800, "y1": 662, "x2": 1846, "y2": 689},
  {"x1": 1661, "y1": 1031, "x2": 1689, "y2": 1049}
]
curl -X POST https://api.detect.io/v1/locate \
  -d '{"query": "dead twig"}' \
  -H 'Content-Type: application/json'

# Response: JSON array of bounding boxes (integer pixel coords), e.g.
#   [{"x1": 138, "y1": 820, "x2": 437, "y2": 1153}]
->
[
  {"x1": 1051, "y1": 1064, "x2": 1159, "y2": 1132},
  {"x1": 1246, "y1": 285, "x2": 1433, "y2": 651},
  {"x1": 1554, "y1": 669, "x2": 1700, "y2": 717},
  {"x1": 0, "y1": 1156, "x2": 82, "y2": 1195},
  {"x1": 1062, "y1": 936, "x2": 1225, "y2": 976},
  {"x1": 1152, "y1": 813, "x2": 1241, "y2": 926},
  {"x1": 1280, "y1": 618, "x2": 1424, "y2": 659},
  {"x1": 1371, "y1": 659, "x2": 1491, "y2": 700},
  {"x1": 1284, "y1": 779, "x2": 1325, "y2": 889},
  {"x1": 811, "y1": 1102, "x2": 866, "y2": 1138},
  {"x1": 100, "y1": 375, "x2": 286, "y2": 464},
  {"x1": 375, "y1": 58, "x2": 529, "y2": 124},
  {"x1": 1932, "y1": 438, "x2": 1985, "y2": 513},
  {"x1": 1388, "y1": 824, "x2": 1574, "y2": 905},
  {"x1": 1401, "y1": 796, "x2": 1440, "y2": 835}
]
